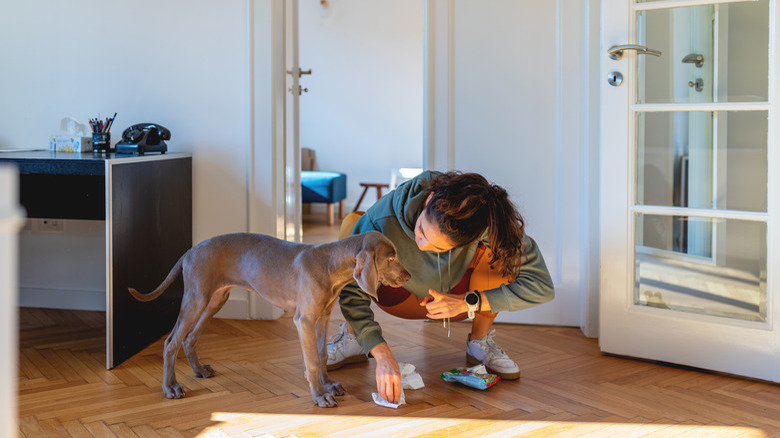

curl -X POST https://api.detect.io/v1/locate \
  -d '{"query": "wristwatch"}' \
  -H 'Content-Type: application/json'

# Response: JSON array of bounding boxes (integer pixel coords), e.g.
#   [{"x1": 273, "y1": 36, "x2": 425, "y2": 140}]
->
[{"x1": 465, "y1": 291, "x2": 480, "y2": 319}]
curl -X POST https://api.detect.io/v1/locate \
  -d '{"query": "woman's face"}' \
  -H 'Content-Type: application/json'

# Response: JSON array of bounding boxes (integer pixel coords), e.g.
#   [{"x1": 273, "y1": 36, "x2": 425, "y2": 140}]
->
[{"x1": 414, "y1": 209, "x2": 456, "y2": 253}]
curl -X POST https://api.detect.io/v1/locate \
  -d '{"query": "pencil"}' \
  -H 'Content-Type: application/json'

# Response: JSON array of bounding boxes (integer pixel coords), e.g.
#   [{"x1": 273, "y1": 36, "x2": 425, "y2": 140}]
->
[{"x1": 106, "y1": 113, "x2": 117, "y2": 132}]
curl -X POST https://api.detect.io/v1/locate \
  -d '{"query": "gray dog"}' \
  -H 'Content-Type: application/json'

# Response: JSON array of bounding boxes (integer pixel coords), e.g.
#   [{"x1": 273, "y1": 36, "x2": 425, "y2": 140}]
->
[{"x1": 128, "y1": 231, "x2": 410, "y2": 407}]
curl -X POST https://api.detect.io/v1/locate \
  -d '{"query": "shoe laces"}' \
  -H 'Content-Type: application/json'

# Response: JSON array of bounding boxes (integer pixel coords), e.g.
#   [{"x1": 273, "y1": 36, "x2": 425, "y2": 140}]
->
[
  {"x1": 328, "y1": 323, "x2": 349, "y2": 353},
  {"x1": 483, "y1": 329, "x2": 508, "y2": 359}
]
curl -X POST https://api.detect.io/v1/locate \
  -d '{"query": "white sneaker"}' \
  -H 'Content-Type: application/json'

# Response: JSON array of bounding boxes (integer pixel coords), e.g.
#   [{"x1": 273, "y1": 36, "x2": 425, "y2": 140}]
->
[
  {"x1": 327, "y1": 322, "x2": 367, "y2": 371},
  {"x1": 466, "y1": 329, "x2": 521, "y2": 380}
]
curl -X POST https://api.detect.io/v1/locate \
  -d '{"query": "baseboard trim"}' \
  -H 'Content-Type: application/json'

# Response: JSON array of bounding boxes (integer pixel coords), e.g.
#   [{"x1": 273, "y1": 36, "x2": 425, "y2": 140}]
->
[
  {"x1": 214, "y1": 295, "x2": 251, "y2": 320},
  {"x1": 19, "y1": 287, "x2": 105, "y2": 311}
]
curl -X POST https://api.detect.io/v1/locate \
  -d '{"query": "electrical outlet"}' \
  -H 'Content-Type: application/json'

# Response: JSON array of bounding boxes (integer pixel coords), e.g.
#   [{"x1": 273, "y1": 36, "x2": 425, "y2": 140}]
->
[{"x1": 38, "y1": 219, "x2": 65, "y2": 232}]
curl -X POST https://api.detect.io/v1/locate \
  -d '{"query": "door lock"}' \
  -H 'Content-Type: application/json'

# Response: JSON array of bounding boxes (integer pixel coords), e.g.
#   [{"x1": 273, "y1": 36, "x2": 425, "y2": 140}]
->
[
  {"x1": 607, "y1": 71, "x2": 623, "y2": 87},
  {"x1": 688, "y1": 78, "x2": 704, "y2": 92},
  {"x1": 288, "y1": 86, "x2": 309, "y2": 96}
]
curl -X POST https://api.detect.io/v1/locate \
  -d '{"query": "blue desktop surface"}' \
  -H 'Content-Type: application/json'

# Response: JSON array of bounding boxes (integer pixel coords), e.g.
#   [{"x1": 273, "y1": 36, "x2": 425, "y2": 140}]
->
[
  {"x1": 0, "y1": 150, "x2": 153, "y2": 176},
  {"x1": 0, "y1": 150, "x2": 185, "y2": 221}
]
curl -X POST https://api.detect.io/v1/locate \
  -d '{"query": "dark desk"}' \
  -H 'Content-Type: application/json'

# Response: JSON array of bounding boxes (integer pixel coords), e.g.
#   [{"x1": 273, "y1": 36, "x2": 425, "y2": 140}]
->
[{"x1": 0, "y1": 151, "x2": 192, "y2": 368}]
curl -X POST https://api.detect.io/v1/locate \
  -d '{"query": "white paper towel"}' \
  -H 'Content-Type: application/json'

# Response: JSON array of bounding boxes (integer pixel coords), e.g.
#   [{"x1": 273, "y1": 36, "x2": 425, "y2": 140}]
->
[{"x1": 371, "y1": 362, "x2": 424, "y2": 408}]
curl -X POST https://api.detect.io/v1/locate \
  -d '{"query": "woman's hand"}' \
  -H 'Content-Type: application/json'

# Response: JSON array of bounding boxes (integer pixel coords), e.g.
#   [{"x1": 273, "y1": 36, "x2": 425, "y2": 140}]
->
[
  {"x1": 420, "y1": 289, "x2": 469, "y2": 319},
  {"x1": 370, "y1": 343, "x2": 401, "y2": 403}
]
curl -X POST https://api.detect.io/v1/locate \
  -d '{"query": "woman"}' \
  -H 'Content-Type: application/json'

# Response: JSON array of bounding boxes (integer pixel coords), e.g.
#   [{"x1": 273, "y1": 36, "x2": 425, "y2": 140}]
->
[{"x1": 328, "y1": 170, "x2": 554, "y2": 404}]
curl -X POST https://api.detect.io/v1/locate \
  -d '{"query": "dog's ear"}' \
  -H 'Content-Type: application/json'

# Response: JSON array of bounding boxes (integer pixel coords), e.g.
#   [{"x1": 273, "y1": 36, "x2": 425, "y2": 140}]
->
[{"x1": 354, "y1": 249, "x2": 379, "y2": 300}]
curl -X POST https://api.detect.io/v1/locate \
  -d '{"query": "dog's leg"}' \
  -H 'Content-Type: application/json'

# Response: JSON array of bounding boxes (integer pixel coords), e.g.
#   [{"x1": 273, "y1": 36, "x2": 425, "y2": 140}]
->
[
  {"x1": 293, "y1": 310, "x2": 337, "y2": 407},
  {"x1": 183, "y1": 287, "x2": 231, "y2": 379},
  {"x1": 315, "y1": 306, "x2": 344, "y2": 397},
  {"x1": 162, "y1": 289, "x2": 210, "y2": 399}
]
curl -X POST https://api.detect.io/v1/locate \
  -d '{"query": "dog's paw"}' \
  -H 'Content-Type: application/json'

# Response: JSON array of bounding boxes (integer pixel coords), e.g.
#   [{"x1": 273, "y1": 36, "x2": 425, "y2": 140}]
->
[
  {"x1": 325, "y1": 380, "x2": 345, "y2": 396},
  {"x1": 163, "y1": 383, "x2": 186, "y2": 399},
  {"x1": 194, "y1": 364, "x2": 216, "y2": 378},
  {"x1": 313, "y1": 393, "x2": 338, "y2": 408}
]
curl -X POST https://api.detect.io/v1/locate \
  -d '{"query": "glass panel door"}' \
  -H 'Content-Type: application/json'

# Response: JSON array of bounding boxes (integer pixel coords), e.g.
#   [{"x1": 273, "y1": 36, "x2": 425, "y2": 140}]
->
[
  {"x1": 637, "y1": 1, "x2": 769, "y2": 104},
  {"x1": 599, "y1": 0, "x2": 778, "y2": 383},
  {"x1": 635, "y1": 214, "x2": 767, "y2": 321},
  {"x1": 633, "y1": 0, "x2": 769, "y2": 322}
]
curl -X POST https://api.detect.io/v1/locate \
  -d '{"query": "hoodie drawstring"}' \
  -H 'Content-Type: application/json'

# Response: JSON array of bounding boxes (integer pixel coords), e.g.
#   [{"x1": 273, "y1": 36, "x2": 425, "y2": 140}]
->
[{"x1": 436, "y1": 250, "x2": 453, "y2": 337}]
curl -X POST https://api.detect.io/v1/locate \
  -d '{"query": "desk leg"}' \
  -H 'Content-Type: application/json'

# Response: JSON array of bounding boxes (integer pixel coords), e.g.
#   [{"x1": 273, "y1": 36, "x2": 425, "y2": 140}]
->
[{"x1": 106, "y1": 157, "x2": 192, "y2": 368}]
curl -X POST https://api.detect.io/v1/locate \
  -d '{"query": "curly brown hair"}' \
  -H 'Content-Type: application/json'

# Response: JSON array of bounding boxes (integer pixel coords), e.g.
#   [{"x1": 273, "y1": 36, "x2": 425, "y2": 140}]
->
[{"x1": 421, "y1": 171, "x2": 526, "y2": 278}]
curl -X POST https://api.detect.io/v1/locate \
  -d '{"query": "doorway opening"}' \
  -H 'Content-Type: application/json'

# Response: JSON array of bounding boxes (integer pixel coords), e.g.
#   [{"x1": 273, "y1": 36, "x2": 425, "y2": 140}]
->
[{"x1": 297, "y1": 1, "x2": 424, "y2": 244}]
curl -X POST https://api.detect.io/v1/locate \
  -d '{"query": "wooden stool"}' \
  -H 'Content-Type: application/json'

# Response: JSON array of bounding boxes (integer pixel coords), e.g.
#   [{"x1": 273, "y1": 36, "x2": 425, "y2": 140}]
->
[{"x1": 353, "y1": 182, "x2": 389, "y2": 213}]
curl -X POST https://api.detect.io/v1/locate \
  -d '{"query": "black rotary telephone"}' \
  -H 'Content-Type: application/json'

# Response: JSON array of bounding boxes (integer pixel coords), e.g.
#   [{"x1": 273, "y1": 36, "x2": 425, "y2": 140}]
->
[{"x1": 116, "y1": 123, "x2": 170, "y2": 155}]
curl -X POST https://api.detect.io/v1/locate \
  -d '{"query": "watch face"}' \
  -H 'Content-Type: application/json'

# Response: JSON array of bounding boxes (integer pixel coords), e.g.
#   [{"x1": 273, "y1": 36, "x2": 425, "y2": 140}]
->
[{"x1": 465, "y1": 292, "x2": 479, "y2": 305}]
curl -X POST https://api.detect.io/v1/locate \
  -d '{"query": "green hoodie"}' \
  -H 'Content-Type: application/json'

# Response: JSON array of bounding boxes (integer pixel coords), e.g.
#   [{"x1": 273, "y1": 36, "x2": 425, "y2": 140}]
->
[{"x1": 339, "y1": 170, "x2": 554, "y2": 355}]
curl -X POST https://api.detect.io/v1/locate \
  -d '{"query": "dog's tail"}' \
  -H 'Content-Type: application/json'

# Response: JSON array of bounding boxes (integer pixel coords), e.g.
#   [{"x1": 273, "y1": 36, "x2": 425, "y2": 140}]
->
[{"x1": 127, "y1": 256, "x2": 184, "y2": 302}]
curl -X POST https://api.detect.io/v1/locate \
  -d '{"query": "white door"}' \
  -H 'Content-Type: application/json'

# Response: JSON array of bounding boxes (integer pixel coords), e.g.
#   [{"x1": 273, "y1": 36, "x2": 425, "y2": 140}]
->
[
  {"x1": 600, "y1": 0, "x2": 779, "y2": 382},
  {"x1": 424, "y1": 1, "x2": 589, "y2": 328},
  {"x1": 246, "y1": 0, "x2": 301, "y2": 320},
  {"x1": 285, "y1": 0, "x2": 303, "y2": 242}
]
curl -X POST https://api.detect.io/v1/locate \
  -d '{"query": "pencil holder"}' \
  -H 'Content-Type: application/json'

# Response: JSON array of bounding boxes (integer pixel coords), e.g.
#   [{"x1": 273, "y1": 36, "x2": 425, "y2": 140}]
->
[{"x1": 92, "y1": 132, "x2": 111, "y2": 153}]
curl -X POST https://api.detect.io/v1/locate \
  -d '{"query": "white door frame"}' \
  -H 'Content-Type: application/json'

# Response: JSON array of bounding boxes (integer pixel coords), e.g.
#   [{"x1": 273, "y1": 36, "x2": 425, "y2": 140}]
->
[
  {"x1": 244, "y1": 0, "x2": 296, "y2": 320},
  {"x1": 284, "y1": 0, "x2": 302, "y2": 243},
  {"x1": 0, "y1": 167, "x2": 23, "y2": 438},
  {"x1": 423, "y1": 0, "x2": 455, "y2": 173},
  {"x1": 249, "y1": 0, "x2": 300, "y2": 243}
]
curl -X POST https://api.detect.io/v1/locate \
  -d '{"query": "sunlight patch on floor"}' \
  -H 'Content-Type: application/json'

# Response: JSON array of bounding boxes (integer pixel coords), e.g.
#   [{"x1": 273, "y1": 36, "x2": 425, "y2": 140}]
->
[{"x1": 201, "y1": 412, "x2": 768, "y2": 437}]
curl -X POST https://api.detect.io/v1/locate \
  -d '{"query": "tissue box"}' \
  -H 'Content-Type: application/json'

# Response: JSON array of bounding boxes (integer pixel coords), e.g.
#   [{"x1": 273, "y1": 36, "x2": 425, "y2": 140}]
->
[{"x1": 50, "y1": 135, "x2": 93, "y2": 153}]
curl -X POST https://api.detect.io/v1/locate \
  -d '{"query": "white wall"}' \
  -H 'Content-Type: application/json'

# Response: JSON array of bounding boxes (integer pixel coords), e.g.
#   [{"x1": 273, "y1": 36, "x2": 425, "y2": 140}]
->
[
  {"x1": 2, "y1": 0, "x2": 598, "y2": 329},
  {"x1": 0, "y1": 0, "x2": 251, "y2": 242},
  {"x1": 0, "y1": 0, "x2": 424, "y2": 235},
  {"x1": 298, "y1": 0, "x2": 423, "y2": 212},
  {"x1": 426, "y1": 0, "x2": 599, "y2": 331},
  {"x1": 1, "y1": 0, "x2": 282, "y2": 316},
  {"x1": 18, "y1": 220, "x2": 106, "y2": 310}
]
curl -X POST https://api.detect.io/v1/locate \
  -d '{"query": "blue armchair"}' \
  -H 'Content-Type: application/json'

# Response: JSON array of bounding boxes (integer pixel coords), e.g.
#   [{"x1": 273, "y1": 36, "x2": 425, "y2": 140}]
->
[{"x1": 301, "y1": 148, "x2": 346, "y2": 226}]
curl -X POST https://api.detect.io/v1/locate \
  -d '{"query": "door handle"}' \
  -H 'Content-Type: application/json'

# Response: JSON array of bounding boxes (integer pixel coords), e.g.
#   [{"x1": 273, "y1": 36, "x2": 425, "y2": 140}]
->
[
  {"x1": 608, "y1": 44, "x2": 662, "y2": 60},
  {"x1": 682, "y1": 53, "x2": 704, "y2": 68},
  {"x1": 287, "y1": 68, "x2": 313, "y2": 77}
]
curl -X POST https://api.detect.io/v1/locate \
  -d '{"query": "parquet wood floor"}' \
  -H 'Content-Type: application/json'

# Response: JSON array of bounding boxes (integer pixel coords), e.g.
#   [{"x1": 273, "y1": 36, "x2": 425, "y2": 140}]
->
[
  {"x1": 16, "y1": 222, "x2": 780, "y2": 437},
  {"x1": 18, "y1": 305, "x2": 780, "y2": 437}
]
